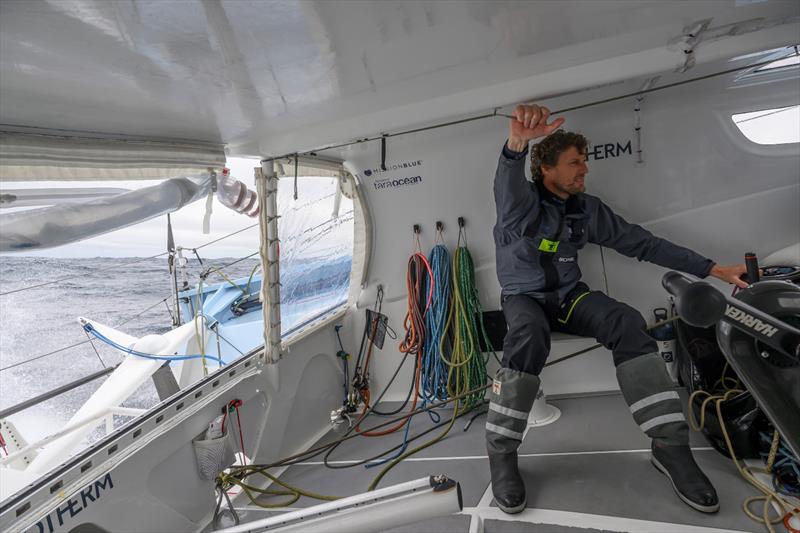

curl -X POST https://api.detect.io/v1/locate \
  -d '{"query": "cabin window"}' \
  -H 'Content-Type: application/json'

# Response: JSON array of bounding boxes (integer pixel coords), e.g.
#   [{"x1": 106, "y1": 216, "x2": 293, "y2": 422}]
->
[
  {"x1": 275, "y1": 160, "x2": 355, "y2": 336},
  {"x1": 732, "y1": 45, "x2": 799, "y2": 84},
  {"x1": 731, "y1": 105, "x2": 800, "y2": 145},
  {"x1": 754, "y1": 46, "x2": 799, "y2": 72}
]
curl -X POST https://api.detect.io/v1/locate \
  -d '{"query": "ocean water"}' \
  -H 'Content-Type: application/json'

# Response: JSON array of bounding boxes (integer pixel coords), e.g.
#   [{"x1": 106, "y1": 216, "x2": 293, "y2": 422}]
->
[{"x1": 0, "y1": 256, "x2": 345, "y2": 446}]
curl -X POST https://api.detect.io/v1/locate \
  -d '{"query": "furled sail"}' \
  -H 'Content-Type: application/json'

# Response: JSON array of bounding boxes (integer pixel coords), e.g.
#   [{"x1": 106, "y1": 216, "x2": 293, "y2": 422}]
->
[
  {"x1": 0, "y1": 128, "x2": 226, "y2": 251},
  {"x1": 0, "y1": 175, "x2": 213, "y2": 251}
]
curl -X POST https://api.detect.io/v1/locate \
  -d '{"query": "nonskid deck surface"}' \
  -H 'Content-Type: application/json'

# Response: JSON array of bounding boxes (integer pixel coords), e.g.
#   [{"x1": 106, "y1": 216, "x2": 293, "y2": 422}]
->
[{"x1": 235, "y1": 392, "x2": 774, "y2": 532}]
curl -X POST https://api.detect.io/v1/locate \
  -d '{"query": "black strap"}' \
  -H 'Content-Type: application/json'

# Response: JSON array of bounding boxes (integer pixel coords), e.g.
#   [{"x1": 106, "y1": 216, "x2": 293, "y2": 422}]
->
[{"x1": 568, "y1": 217, "x2": 585, "y2": 243}]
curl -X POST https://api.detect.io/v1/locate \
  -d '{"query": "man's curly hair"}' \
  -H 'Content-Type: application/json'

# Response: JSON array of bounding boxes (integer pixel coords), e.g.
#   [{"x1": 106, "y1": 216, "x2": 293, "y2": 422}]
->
[{"x1": 530, "y1": 130, "x2": 589, "y2": 182}]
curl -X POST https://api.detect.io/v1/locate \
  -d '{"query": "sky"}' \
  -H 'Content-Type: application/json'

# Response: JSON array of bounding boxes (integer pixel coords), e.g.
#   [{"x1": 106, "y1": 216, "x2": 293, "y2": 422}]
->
[{"x1": 1, "y1": 157, "x2": 264, "y2": 258}]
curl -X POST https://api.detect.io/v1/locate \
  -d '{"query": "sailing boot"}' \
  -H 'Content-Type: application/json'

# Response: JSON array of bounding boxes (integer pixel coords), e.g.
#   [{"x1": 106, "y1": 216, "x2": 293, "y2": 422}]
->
[
  {"x1": 486, "y1": 368, "x2": 539, "y2": 514},
  {"x1": 617, "y1": 353, "x2": 719, "y2": 513}
]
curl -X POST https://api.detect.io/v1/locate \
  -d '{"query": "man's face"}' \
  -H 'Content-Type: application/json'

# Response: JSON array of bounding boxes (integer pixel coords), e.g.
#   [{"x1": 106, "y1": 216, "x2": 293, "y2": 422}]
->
[{"x1": 541, "y1": 146, "x2": 588, "y2": 197}]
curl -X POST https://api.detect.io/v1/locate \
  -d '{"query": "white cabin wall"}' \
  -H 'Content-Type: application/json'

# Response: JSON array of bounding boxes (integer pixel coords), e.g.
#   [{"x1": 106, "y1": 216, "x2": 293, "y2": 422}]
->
[
  {"x1": 342, "y1": 117, "x2": 507, "y2": 401},
  {"x1": 564, "y1": 71, "x2": 799, "y2": 317},
  {"x1": 335, "y1": 55, "x2": 798, "y2": 400},
  {"x1": 338, "y1": 115, "x2": 625, "y2": 399}
]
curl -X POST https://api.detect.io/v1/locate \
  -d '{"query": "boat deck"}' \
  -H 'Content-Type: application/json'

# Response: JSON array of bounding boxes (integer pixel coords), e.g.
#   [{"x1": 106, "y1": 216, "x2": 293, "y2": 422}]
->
[{"x1": 233, "y1": 391, "x2": 786, "y2": 532}]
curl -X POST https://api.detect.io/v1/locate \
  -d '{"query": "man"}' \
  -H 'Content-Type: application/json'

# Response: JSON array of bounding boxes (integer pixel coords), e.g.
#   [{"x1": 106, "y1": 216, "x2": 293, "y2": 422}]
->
[{"x1": 487, "y1": 104, "x2": 747, "y2": 515}]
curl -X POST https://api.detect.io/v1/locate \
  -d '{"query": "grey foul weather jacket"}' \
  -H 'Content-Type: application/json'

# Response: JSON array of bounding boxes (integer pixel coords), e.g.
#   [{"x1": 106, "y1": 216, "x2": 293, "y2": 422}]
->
[{"x1": 493, "y1": 143, "x2": 714, "y2": 310}]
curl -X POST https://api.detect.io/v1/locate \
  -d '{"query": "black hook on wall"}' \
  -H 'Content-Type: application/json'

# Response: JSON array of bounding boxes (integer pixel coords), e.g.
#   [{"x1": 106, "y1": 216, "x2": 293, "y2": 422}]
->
[{"x1": 380, "y1": 135, "x2": 388, "y2": 171}]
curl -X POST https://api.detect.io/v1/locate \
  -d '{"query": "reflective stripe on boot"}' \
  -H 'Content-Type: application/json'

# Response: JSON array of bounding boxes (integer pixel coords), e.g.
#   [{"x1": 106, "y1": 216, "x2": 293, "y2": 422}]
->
[
  {"x1": 486, "y1": 368, "x2": 540, "y2": 452},
  {"x1": 617, "y1": 353, "x2": 718, "y2": 513},
  {"x1": 616, "y1": 352, "x2": 688, "y2": 445}
]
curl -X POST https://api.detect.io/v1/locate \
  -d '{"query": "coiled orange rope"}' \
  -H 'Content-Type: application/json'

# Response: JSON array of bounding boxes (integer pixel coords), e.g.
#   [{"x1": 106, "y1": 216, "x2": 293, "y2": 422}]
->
[{"x1": 358, "y1": 244, "x2": 432, "y2": 437}]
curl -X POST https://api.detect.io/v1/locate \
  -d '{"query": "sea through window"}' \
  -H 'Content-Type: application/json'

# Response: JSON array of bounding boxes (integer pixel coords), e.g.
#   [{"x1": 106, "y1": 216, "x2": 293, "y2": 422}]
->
[{"x1": 276, "y1": 163, "x2": 354, "y2": 336}]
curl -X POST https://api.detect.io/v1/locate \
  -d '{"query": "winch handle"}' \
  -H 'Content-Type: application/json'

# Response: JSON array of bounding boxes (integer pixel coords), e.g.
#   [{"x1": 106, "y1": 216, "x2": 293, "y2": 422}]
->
[
  {"x1": 661, "y1": 271, "x2": 800, "y2": 360},
  {"x1": 745, "y1": 252, "x2": 760, "y2": 284}
]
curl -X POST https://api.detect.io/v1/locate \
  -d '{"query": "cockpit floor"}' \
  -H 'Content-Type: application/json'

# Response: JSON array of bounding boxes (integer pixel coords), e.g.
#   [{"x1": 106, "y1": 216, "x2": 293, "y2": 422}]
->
[{"x1": 235, "y1": 391, "x2": 784, "y2": 532}]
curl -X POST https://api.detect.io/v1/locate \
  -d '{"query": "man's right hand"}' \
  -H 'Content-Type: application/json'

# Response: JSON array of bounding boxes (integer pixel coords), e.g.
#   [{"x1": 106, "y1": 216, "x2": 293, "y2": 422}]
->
[{"x1": 507, "y1": 104, "x2": 565, "y2": 152}]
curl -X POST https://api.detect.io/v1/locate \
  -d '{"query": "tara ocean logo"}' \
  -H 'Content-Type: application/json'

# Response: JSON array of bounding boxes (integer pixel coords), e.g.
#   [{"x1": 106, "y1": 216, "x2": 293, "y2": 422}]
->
[
  {"x1": 362, "y1": 159, "x2": 422, "y2": 178},
  {"x1": 374, "y1": 175, "x2": 423, "y2": 190}
]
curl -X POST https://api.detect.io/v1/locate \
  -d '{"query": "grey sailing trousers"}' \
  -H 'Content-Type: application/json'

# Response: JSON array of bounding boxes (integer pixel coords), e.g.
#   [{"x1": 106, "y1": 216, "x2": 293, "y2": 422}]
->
[
  {"x1": 493, "y1": 284, "x2": 687, "y2": 446},
  {"x1": 500, "y1": 283, "x2": 657, "y2": 373}
]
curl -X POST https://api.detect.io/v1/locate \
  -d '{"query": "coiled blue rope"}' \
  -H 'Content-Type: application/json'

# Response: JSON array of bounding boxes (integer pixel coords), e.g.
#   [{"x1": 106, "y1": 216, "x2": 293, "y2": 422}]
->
[
  {"x1": 82, "y1": 323, "x2": 226, "y2": 366},
  {"x1": 366, "y1": 245, "x2": 451, "y2": 469},
  {"x1": 422, "y1": 244, "x2": 451, "y2": 402}
]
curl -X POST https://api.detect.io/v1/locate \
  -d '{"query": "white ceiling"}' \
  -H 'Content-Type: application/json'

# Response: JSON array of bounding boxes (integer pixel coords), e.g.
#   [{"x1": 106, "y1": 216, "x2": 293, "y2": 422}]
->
[{"x1": 1, "y1": 0, "x2": 798, "y2": 158}]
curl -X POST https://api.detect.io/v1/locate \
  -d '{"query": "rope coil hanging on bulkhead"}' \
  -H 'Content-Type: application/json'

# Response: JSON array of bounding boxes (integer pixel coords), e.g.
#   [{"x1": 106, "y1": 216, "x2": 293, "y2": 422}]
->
[
  {"x1": 422, "y1": 221, "x2": 452, "y2": 403},
  {"x1": 440, "y1": 217, "x2": 495, "y2": 410}
]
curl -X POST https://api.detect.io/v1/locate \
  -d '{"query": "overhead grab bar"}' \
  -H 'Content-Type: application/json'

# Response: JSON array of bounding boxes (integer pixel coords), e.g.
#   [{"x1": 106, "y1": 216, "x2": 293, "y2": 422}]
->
[{"x1": 259, "y1": 57, "x2": 783, "y2": 164}]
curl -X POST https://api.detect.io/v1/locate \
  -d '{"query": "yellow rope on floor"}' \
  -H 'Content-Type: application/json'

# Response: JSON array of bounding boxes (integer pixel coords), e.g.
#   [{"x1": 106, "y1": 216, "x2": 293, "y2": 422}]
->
[
  {"x1": 689, "y1": 387, "x2": 799, "y2": 532},
  {"x1": 218, "y1": 467, "x2": 340, "y2": 508}
]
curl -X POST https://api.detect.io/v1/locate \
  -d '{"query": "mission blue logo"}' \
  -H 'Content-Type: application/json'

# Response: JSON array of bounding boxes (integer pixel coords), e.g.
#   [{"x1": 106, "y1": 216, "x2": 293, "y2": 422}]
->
[
  {"x1": 587, "y1": 141, "x2": 632, "y2": 161},
  {"x1": 361, "y1": 159, "x2": 423, "y2": 179}
]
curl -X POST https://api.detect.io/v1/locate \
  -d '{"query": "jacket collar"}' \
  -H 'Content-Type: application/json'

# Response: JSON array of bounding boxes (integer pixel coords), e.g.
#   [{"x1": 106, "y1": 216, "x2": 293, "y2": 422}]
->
[
  {"x1": 535, "y1": 180, "x2": 585, "y2": 215},
  {"x1": 535, "y1": 179, "x2": 564, "y2": 206}
]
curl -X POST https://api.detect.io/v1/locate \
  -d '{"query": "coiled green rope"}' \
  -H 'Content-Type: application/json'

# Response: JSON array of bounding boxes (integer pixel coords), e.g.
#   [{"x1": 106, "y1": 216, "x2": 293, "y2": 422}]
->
[{"x1": 440, "y1": 230, "x2": 495, "y2": 411}]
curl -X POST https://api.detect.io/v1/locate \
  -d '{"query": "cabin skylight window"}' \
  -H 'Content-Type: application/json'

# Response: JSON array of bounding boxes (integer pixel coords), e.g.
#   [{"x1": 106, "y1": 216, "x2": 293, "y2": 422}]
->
[
  {"x1": 732, "y1": 45, "x2": 800, "y2": 84},
  {"x1": 754, "y1": 46, "x2": 799, "y2": 72},
  {"x1": 731, "y1": 105, "x2": 800, "y2": 145}
]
